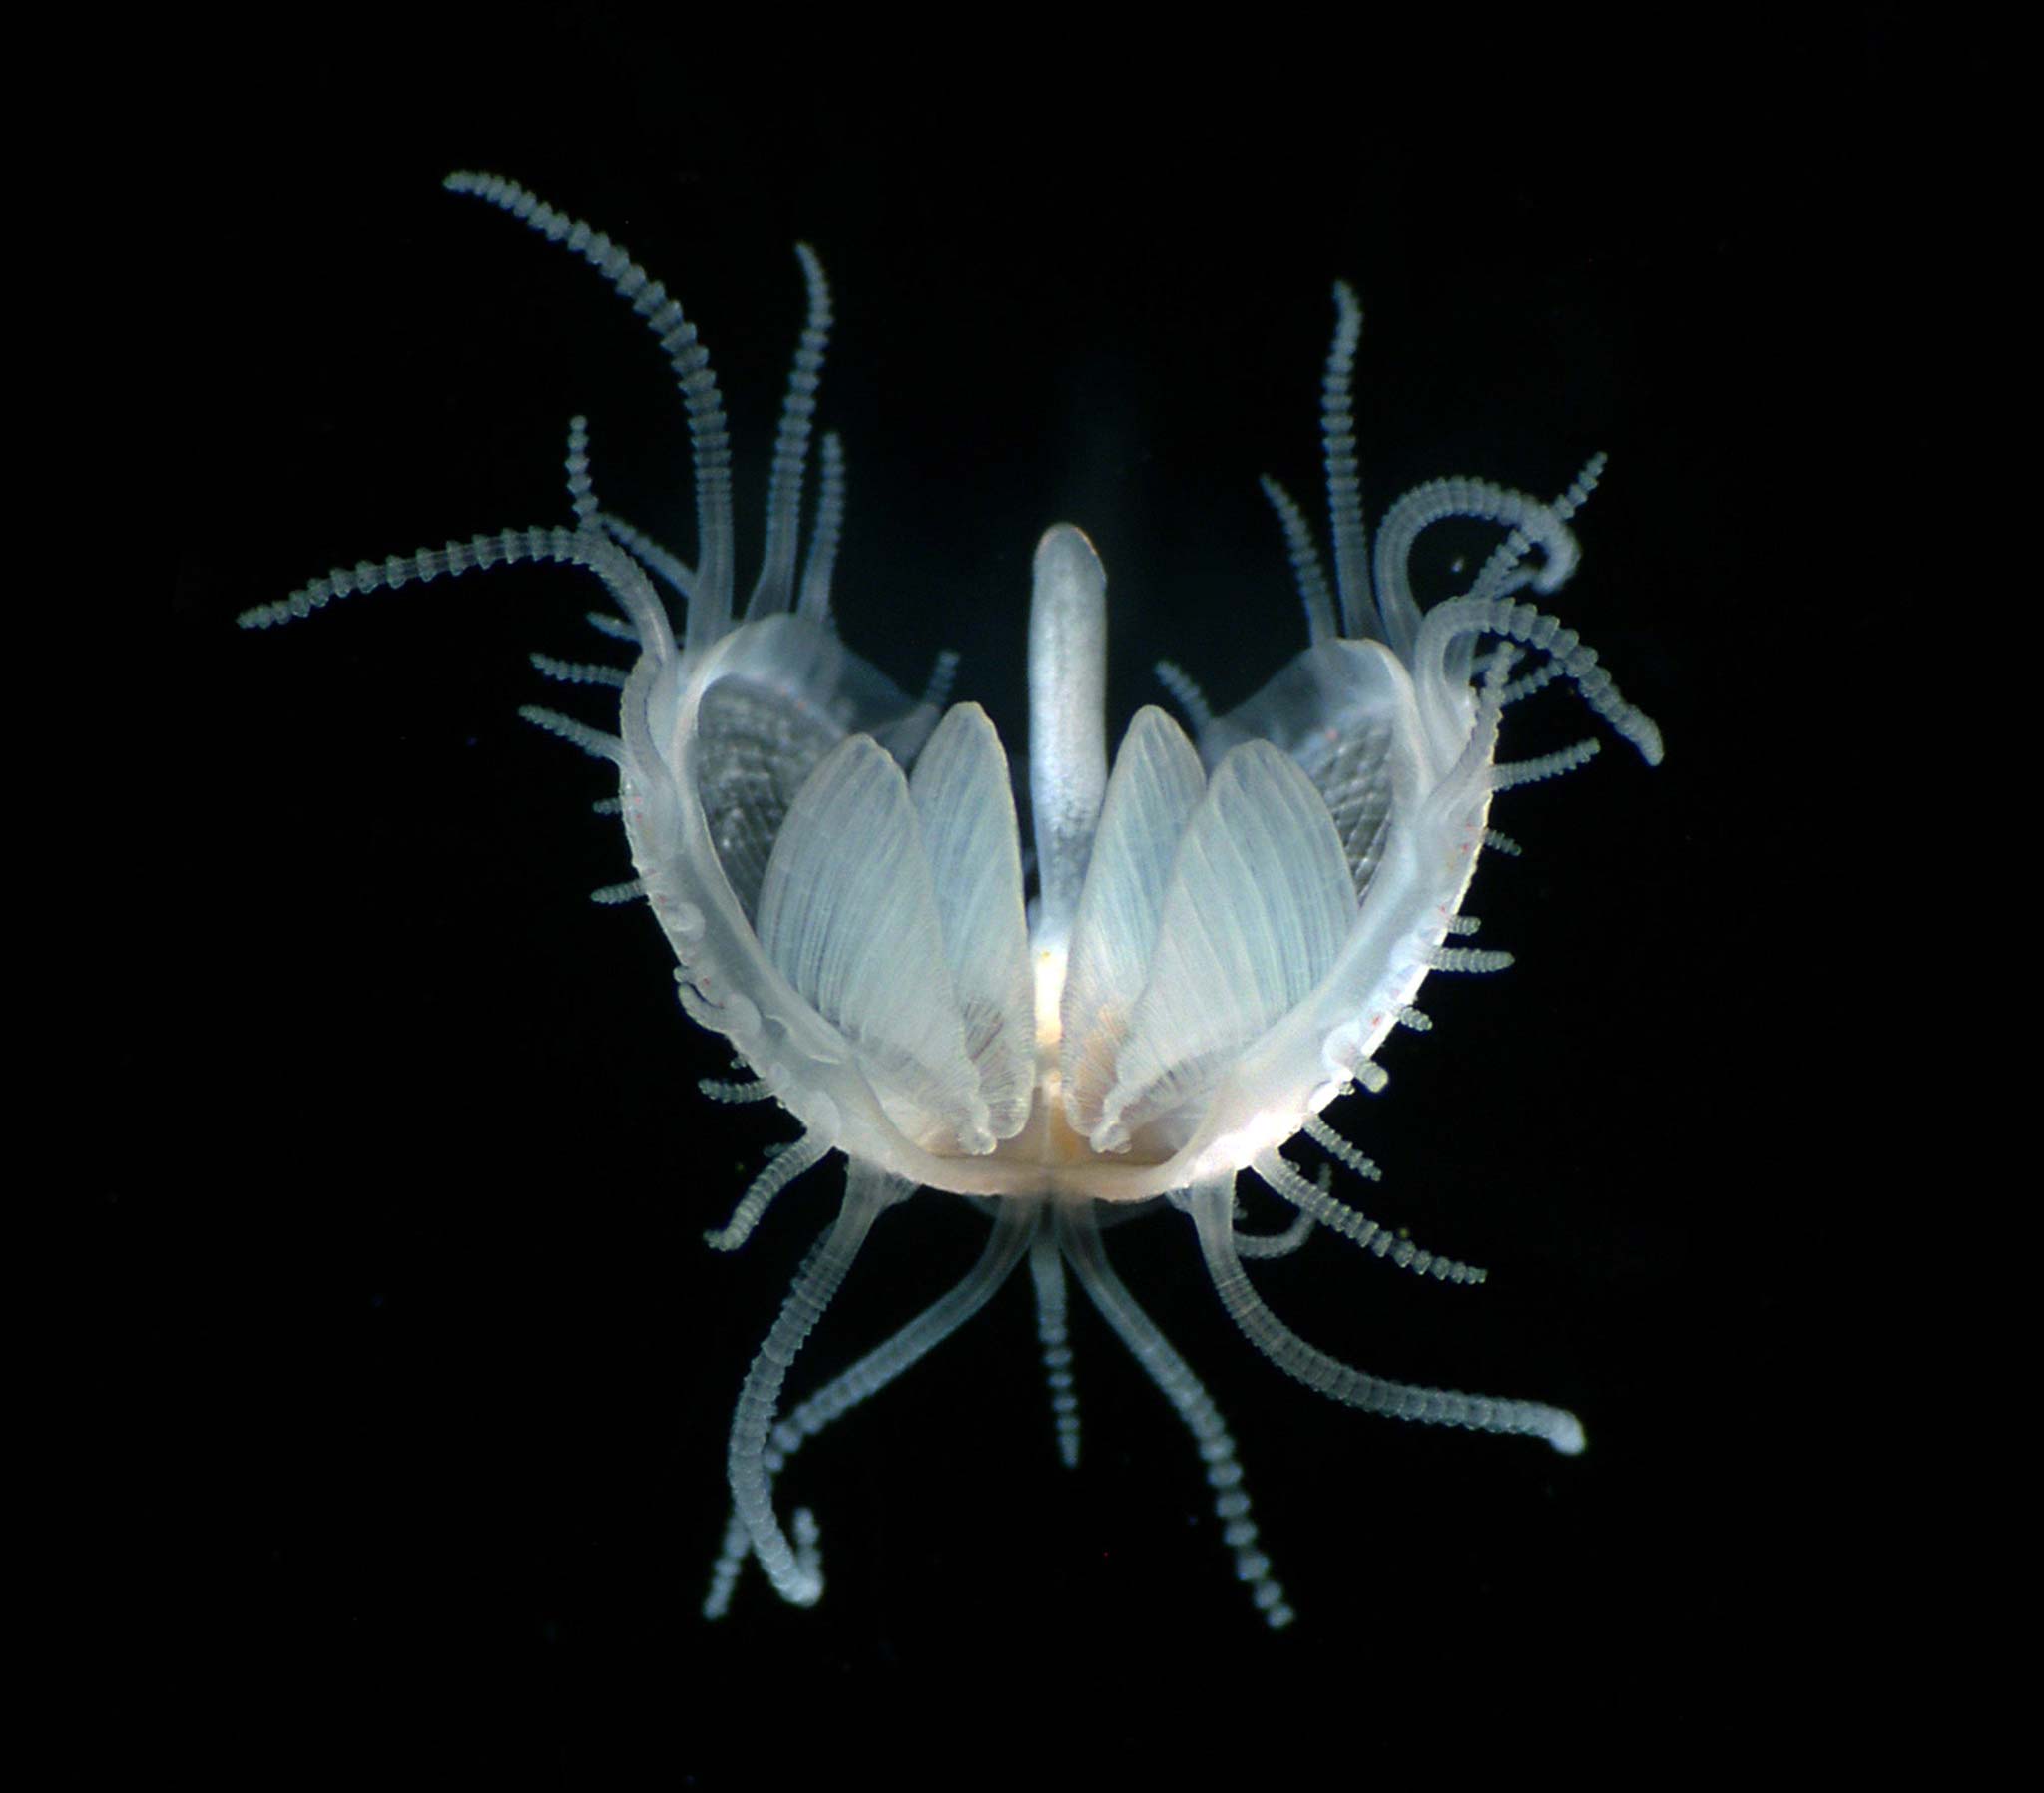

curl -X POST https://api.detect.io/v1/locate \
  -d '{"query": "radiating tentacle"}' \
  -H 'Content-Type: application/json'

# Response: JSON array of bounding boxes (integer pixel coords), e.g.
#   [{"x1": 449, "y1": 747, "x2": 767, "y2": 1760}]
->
[
  {"x1": 1492, "y1": 739, "x2": 1601, "y2": 791},
  {"x1": 1319, "y1": 280, "x2": 1375, "y2": 643},
  {"x1": 518, "y1": 703, "x2": 624, "y2": 766},
  {"x1": 1232, "y1": 1192, "x2": 1317, "y2": 1261},
  {"x1": 444, "y1": 171, "x2": 737, "y2": 649},
  {"x1": 1153, "y1": 660, "x2": 1215, "y2": 733},
  {"x1": 747, "y1": 244, "x2": 832, "y2": 620},
  {"x1": 917, "y1": 648, "x2": 961, "y2": 715},
  {"x1": 1060, "y1": 1201, "x2": 1295, "y2": 1628},
  {"x1": 795, "y1": 432, "x2": 845, "y2": 623},
  {"x1": 598, "y1": 515, "x2": 695, "y2": 601},
  {"x1": 1371, "y1": 476, "x2": 1577, "y2": 668},
  {"x1": 706, "y1": 1131, "x2": 832, "y2": 1251},
  {"x1": 238, "y1": 521, "x2": 677, "y2": 665},
  {"x1": 1499, "y1": 655, "x2": 1566, "y2": 708},
  {"x1": 563, "y1": 414, "x2": 598, "y2": 526},
  {"x1": 725, "y1": 1164, "x2": 914, "y2": 1608},
  {"x1": 1465, "y1": 451, "x2": 1608, "y2": 614},
  {"x1": 1259, "y1": 474, "x2": 1338, "y2": 645},
  {"x1": 1303, "y1": 1113, "x2": 1382, "y2": 1183},
  {"x1": 530, "y1": 652, "x2": 629, "y2": 690},
  {"x1": 1028, "y1": 1227, "x2": 1082, "y2": 1468},
  {"x1": 1254, "y1": 1149, "x2": 1486, "y2": 1285},
  {"x1": 1414, "y1": 594, "x2": 1665, "y2": 767},
  {"x1": 705, "y1": 1200, "x2": 1036, "y2": 1618},
  {"x1": 1179, "y1": 1182, "x2": 1584, "y2": 1454},
  {"x1": 1426, "y1": 946, "x2": 1516, "y2": 973}
]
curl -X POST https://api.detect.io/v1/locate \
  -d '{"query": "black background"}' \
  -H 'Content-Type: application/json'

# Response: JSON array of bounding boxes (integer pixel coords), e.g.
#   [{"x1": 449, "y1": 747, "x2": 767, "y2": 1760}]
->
[{"x1": 163, "y1": 10, "x2": 1944, "y2": 1778}]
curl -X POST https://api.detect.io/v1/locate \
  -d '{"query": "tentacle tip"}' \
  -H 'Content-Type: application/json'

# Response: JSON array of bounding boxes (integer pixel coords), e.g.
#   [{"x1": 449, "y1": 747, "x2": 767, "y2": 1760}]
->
[
  {"x1": 786, "y1": 1507, "x2": 825, "y2": 1604},
  {"x1": 1549, "y1": 1412, "x2": 1587, "y2": 1456}
]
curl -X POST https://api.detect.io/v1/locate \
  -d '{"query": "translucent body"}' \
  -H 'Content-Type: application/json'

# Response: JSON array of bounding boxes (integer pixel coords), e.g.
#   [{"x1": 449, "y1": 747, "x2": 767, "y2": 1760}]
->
[{"x1": 244, "y1": 174, "x2": 1662, "y2": 1627}]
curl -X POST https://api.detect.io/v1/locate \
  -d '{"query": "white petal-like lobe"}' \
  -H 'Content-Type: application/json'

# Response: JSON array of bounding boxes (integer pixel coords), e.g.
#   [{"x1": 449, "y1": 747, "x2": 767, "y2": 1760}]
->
[
  {"x1": 909, "y1": 704, "x2": 1034, "y2": 1140},
  {"x1": 756, "y1": 733, "x2": 992, "y2": 1152},
  {"x1": 1060, "y1": 706, "x2": 1207, "y2": 1136},
  {"x1": 1095, "y1": 740, "x2": 1356, "y2": 1149}
]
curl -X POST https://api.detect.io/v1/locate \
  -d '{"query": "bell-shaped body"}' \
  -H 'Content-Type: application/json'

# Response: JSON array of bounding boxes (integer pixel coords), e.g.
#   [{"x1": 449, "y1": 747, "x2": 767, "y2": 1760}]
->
[{"x1": 648, "y1": 522, "x2": 1516, "y2": 1204}]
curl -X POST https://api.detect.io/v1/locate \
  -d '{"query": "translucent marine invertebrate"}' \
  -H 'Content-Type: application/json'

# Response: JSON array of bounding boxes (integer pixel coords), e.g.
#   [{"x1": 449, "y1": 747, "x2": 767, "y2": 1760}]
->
[{"x1": 242, "y1": 173, "x2": 1662, "y2": 1629}]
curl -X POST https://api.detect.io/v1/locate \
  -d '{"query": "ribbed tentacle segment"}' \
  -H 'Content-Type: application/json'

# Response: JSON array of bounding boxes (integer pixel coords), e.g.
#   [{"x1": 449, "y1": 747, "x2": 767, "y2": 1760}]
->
[
  {"x1": 1061, "y1": 1201, "x2": 1294, "y2": 1628},
  {"x1": 238, "y1": 522, "x2": 676, "y2": 665},
  {"x1": 1233, "y1": 1169, "x2": 1321, "y2": 1260},
  {"x1": 1028, "y1": 1228, "x2": 1082, "y2": 1468},
  {"x1": 1499, "y1": 654, "x2": 1566, "y2": 708},
  {"x1": 1492, "y1": 738, "x2": 1601, "y2": 791},
  {"x1": 1372, "y1": 476, "x2": 1579, "y2": 668},
  {"x1": 705, "y1": 1199, "x2": 1034, "y2": 1618},
  {"x1": 698, "y1": 1075, "x2": 773, "y2": 1104},
  {"x1": 563, "y1": 414, "x2": 598, "y2": 527},
  {"x1": 725, "y1": 1165, "x2": 913, "y2": 1609},
  {"x1": 1259, "y1": 474, "x2": 1338, "y2": 645},
  {"x1": 1255, "y1": 1147, "x2": 1487, "y2": 1285},
  {"x1": 518, "y1": 702, "x2": 623, "y2": 766},
  {"x1": 598, "y1": 516, "x2": 694, "y2": 601},
  {"x1": 918, "y1": 649, "x2": 961, "y2": 714},
  {"x1": 1466, "y1": 451, "x2": 1609, "y2": 614},
  {"x1": 1152, "y1": 661, "x2": 1215, "y2": 733},
  {"x1": 706, "y1": 1131, "x2": 832, "y2": 1252},
  {"x1": 1553, "y1": 450, "x2": 1607, "y2": 521},
  {"x1": 1303, "y1": 1113, "x2": 1382, "y2": 1182},
  {"x1": 1417, "y1": 595, "x2": 1665, "y2": 767},
  {"x1": 748, "y1": 244, "x2": 832, "y2": 619},
  {"x1": 795, "y1": 432, "x2": 846, "y2": 623},
  {"x1": 1320, "y1": 281, "x2": 1375, "y2": 643},
  {"x1": 444, "y1": 171, "x2": 736, "y2": 650},
  {"x1": 1427, "y1": 946, "x2": 1516, "y2": 974},
  {"x1": 1181, "y1": 1183, "x2": 1582, "y2": 1453},
  {"x1": 530, "y1": 652, "x2": 628, "y2": 690}
]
